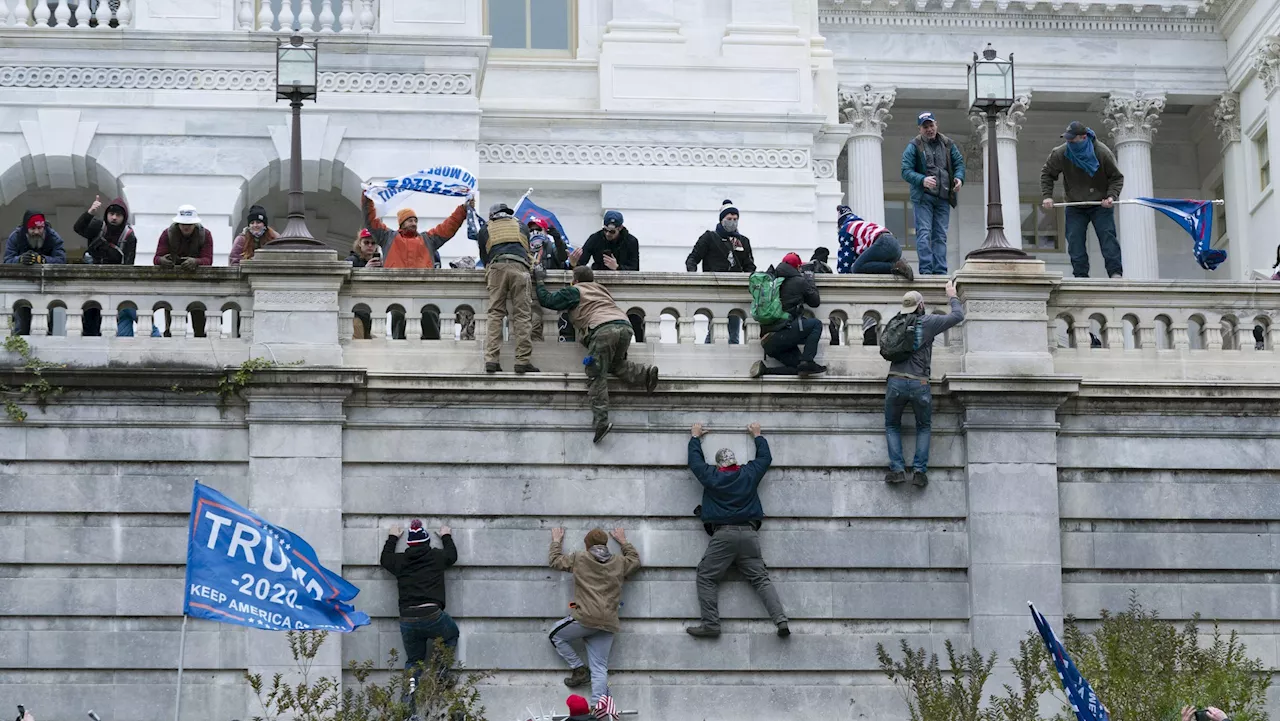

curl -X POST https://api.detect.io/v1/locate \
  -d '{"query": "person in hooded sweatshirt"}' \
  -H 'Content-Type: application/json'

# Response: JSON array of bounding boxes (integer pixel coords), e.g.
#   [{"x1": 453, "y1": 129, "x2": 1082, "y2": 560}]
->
[
  {"x1": 5, "y1": 210, "x2": 66, "y2": 266},
  {"x1": 229, "y1": 205, "x2": 278, "y2": 265},
  {"x1": 548, "y1": 526, "x2": 640, "y2": 707},
  {"x1": 685, "y1": 421, "x2": 789, "y2": 639},
  {"x1": 74, "y1": 194, "x2": 136, "y2": 265},
  {"x1": 380, "y1": 518, "x2": 459, "y2": 706},
  {"x1": 749, "y1": 253, "x2": 825, "y2": 378}
]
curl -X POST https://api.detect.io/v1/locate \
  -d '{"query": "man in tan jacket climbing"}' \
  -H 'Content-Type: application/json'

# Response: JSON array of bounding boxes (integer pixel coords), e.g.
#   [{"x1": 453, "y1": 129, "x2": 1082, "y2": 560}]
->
[{"x1": 548, "y1": 526, "x2": 641, "y2": 708}]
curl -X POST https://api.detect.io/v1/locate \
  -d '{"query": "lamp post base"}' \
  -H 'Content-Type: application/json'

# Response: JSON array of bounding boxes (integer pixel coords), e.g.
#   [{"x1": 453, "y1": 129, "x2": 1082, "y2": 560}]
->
[
  {"x1": 966, "y1": 227, "x2": 1032, "y2": 260},
  {"x1": 268, "y1": 216, "x2": 327, "y2": 249}
]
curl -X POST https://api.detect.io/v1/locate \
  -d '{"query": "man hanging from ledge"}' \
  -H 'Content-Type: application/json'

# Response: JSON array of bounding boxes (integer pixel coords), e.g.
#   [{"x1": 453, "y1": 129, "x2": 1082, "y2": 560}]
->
[
  {"x1": 533, "y1": 264, "x2": 659, "y2": 443},
  {"x1": 360, "y1": 187, "x2": 467, "y2": 269},
  {"x1": 685, "y1": 421, "x2": 790, "y2": 640}
]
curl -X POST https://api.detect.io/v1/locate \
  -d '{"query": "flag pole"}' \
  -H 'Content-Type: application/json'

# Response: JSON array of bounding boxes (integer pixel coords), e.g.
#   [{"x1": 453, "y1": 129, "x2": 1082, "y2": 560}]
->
[
  {"x1": 174, "y1": 614, "x2": 188, "y2": 721},
  {"x1": 1053, "y1": 199, "x2": 1224, "y2": 208}
]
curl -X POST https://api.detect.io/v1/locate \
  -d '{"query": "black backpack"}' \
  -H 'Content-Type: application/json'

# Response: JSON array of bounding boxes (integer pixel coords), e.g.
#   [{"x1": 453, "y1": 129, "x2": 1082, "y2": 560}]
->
[{"x1": 879, "y1": 312, "x2": 924, "y2": 362}]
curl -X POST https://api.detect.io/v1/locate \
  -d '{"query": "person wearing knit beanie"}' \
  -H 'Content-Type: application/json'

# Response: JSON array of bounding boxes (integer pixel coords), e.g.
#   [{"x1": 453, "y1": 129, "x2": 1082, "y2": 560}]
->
[
  {"x1": 748, "y1": 252, "x2": 825, "y2": 378},
  {"x1": 230, "y1": 204, "x2": 279, "y2": 266},
  {"x1": 566, "y1": 694, "x2": 593, "y2": 720},
  {"x1": 380, "y1": 518, "x2": 459, "y2": 716},
  {"x1": 548, "y1": 525, "x2": 641, "y2": 706},
  {"x1": 360, "y1": 182, "x2": 468, "y2": 269},
  {"x1": 687, "y1": 198, "x2": 755, "y2": 344}
]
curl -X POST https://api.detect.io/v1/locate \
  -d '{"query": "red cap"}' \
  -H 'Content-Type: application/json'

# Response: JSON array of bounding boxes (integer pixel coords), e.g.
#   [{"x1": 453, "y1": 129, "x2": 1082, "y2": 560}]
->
[
  {"x1": 529, "y1": 216, "x2": 550, "y2": 231},
  {"x1": 26, "y1": 214, "x2": 45, "y2": 229},
  {"x1": 566, "y1": 695, "x2": 590, "y2": 716},
  {"x1": 359, "y1": 228, "x2": 373, "y2": 240},
  {"x1": 781, "y1": 252, "x2": 803, "y2": 268}
]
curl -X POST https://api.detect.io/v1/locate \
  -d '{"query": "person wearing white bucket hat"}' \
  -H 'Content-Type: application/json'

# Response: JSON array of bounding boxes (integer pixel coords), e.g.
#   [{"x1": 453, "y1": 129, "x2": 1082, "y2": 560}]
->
[{"x1": 153, "y1": 204, "x2": 213, "y2": 271}]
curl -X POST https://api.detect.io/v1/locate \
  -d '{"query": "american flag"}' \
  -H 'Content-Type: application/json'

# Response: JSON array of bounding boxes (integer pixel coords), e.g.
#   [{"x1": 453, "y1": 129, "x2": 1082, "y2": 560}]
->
[
  {"x1": 1030, "y1": 602, "x2": 1110, "y2": 721},
  {"x1": 593, "y1": 695, "x2": 619, "y2": 720}
]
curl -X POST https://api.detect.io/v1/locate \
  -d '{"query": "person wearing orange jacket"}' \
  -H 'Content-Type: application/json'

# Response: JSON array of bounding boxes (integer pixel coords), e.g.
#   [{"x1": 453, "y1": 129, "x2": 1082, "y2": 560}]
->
[{"x1": 360, "y1": 193, "x2": 468, "y2": 269}]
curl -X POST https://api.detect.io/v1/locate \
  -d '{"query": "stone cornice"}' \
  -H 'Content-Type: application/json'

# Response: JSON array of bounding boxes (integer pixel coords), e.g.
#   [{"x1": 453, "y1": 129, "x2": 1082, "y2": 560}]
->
[
  {"x1": 1102, "y1": 90, "x2": 1166, "y2": 145},
  {"x1": 1213, "y1": 93, "x2": 1241, "y2": 146},
  {"x1": 0, "y1": 66, "x2": 475, "y2": 95},
  {"x1": 837, "y1": 84, "x2": 896, "y2": 139},
  {"x1": 477, "y1": 143, "x2": 811, "y2": 169},
  {"x1": 819, "y1": 8, "x2": 1217, "y2": 33}
]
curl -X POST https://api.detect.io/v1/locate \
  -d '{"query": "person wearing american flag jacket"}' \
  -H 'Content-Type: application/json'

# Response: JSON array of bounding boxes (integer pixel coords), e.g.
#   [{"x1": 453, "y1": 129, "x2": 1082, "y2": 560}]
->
[{"x1": 835, "y1": 205, "x2": 915, "y2": 281}]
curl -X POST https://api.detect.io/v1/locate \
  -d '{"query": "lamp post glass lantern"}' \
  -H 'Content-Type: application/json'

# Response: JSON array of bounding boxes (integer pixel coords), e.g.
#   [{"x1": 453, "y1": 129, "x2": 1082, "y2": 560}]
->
[
  {"x1": 966, "y1": 43, "x2": 1029, "y2": 259},
  {"x1": 270, "y1": 35, "x2": 325, "y2": 248}
]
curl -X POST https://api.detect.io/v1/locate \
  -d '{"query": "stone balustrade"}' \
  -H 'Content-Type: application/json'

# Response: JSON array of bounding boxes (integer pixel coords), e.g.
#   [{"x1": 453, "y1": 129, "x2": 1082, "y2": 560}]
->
[
  {"x1": 0, "y1": 0, "x2": 378, "y2": 32},
  {"x1": 1, "y1": 0, "x2": 133, "y2": 28},
  {"x1": 0, "y1": 257, "x2": 1276, "y2": 384}
]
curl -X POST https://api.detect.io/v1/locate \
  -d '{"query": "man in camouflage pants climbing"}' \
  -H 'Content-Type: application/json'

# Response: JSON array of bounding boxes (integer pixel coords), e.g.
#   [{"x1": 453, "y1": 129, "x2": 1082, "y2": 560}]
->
[{"x1": 534, "y1": 264, "x2": 660, "y2": 443}]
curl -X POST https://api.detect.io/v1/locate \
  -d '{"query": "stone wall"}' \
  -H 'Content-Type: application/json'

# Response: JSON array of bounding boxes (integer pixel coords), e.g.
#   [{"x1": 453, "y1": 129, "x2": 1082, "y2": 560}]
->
[{"x1": 1, "y1": 256, "x2": 1279, "y2": 720}]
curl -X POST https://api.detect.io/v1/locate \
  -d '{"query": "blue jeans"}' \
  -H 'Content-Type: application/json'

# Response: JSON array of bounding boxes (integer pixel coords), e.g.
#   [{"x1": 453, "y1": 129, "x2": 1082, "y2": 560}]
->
[
  {"x1": 761, "y1": 316, "x2": 822, "y2": 371},
  {"x1": 849, "y1": 233, "x2": 903, "y2": 274},
  {"x1": 400, "y1": 611, "x2": 460, "y2": 682},
  {"x1": 885, "y1": 376, "x2": 932, "y2": 473},
  {"x1": 913, "y1": 194, "x2": 951, "y2": 275},
  {"x1": 705, "y1": 315, "x2": 741, "y2": 344},
  {"x1": 116, "y1": 307, "x2": 136, "y2": 337},
  {"x1": 1065, "y1": 206, "x2": 1123, "y2": 278}
]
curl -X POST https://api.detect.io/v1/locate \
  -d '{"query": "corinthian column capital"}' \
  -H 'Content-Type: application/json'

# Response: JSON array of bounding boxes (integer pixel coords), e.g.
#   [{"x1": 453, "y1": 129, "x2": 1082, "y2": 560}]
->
[
  {"x1": 1102, "y1": 90, "x2": 1166, "y2": 145},
  {"x1": 838, "y1": 84, "x2": 895, "y2": 139},
  {"x1": 1213, "y1": 92, "x2": 1242, "y2": 146},
  {"x1": 1255, "y1": 36, "x2": 1280, "y2": 96}
]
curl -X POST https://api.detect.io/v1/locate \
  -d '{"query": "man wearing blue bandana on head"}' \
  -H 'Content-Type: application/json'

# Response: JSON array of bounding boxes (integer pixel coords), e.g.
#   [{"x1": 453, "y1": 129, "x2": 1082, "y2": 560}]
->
[{"x1": 1041, "y1": 120, "x2": 1126, "y2": 278}]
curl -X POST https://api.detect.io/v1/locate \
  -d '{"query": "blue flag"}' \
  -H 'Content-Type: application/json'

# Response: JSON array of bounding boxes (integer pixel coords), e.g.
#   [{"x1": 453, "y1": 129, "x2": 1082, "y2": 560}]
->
[
  {"x1": 1132, "y1": 198, "x2": 1227, "y2": 271},
  {"x1": 183, "y1": 482, "x2": 370, "y2": 632},
  {"x1": 514, "y1": 194, "x2": 573, "y2": 260},
  {"x1": 1031, "y1": 603, "x2": 1109, "y2": 721}
]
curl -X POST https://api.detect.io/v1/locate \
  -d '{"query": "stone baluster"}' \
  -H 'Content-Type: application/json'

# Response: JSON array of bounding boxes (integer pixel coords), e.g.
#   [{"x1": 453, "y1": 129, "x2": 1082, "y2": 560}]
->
[
  {"x1": 358, "y1": 0, "x2": 373, "y2": 30},
  {"x1": 65, "y1": 310, "x2": 83, "y2": 337},
  {"x1": 240, "y1": 312, "x2": 253, "y2": 343},
  {"x1": 236, "y1": 0, "x2": 255, "y2": 29},
  {"x1": 1171, "y1": 323, "x2": 1189, "y2": 350},
  {"x1": 278, "y1": 0, "x2": 296, "y2": 31},
  {"x1": 2, "y1": 0, "x2": 12, "y2": 27},
  {"x1": 298, "y1": 0, "x2": 315, "y2": 31},
  {"x1": 317, "y1": 0, "x2": 335, "y2": 31},
  {"x1": 1204, "y1": 321, "x2": 1223, "y2": 350},
  {"x1": 1071, "y1": 322, "x2": 1091, "y2": 351},
  {"x1": 205, "y1": 313, "x2": 222, "y2": 339},
  {"x1": 970, "y1": 92, "x2": 1032, "y2": 249},
  {"x1": 677, "y1": 315, "x2": 695, "y2": 344},
  {"x1": 30, "y1": 310, "x2": 48, "y2": 336},
  {"x1": 14, "y1": 0, "x2": 30, "y2": 26},
  {"x1": 644, "y1": 315, "x2": 661, "y2": 344},
  {"x1": 370, "y1": 313, "x2": 387, "y2": 340},
  {"x1": 838, "y1": 84, "x2": 895, "y2": 225},
  {"x1": 1136, "y1": 322, "x2": 1155, "y2": 349},
  {"x1": 33, "y1": 0, "x2": 52, "y2": 27},
  {"x1": 53, "y1": 0, "x2": 70, "y2": 26},
  {"x1": 338, "y1": 313, "x2": 353, "y2": 342},
  {"x1": 1267, "y1": 323, "x2": 1280, "y2": 352},
  {"x1": 406, "y1": 311, "x2": 423, "y2": 341},
  {"x1": 73, "y1": 0, "x2": 89, "y2": 27},
  {"x1": 1103, "y1": 91, "x2": 1166, "y2": 280},
  {"x1": 115, "y1": 0, "x2": 129, "y2": 26},
  {"x1": 91, "y1": 0, "x2": 108, "y2": 26},
  {"x1": 257, "y1": 0, "x2": 273, "y2": 31},
  {"x1": 440, "y1": 314, "x2": 456, "y2": 341},
  {"x1": 338, "y1": 0, "x2": 353, "y2": 30},
  {"x1": 136, "y1": 310, "x2": 153, "y2": 337},
  {"x1": 168, "y1": 310, "x2": 185, "y2": 338},
  {"x1": 1103, "y1": 321, "x2": 1123, "y2": 350},
  {"x1": 707, "y1": 316, "x2": 725, "y2": 344}
]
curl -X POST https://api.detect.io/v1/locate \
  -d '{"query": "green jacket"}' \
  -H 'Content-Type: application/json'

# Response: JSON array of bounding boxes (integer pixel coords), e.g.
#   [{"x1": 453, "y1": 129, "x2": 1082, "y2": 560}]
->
[
  {"x1": 1040, "y1": 140, "x2": 1124, "y2": 204},
  {"x1": 900, "y1": 134, "x2": 966, "y2": 205},
  {"x1": 536, "y1": 280, "x2": 630, "y2": 346}
]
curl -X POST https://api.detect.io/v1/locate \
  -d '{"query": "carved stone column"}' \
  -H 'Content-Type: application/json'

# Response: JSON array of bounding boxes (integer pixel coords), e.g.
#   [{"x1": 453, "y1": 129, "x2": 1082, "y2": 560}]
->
[
  {"x1": 1103, "y1": 91, "x2": 1166, "y2": 280},
  {"x1": 838, "y1": 84, "x2": 895, "y2": 225},
  {"x1": 1257, "y1": 37, "x2": 1280, "y2": 269},
  {"x1": 969, "y1": 92, "x2": 1032, "y2": 250},
  {"x1": 1214, "y1": 93, "x2": 1250, "y2": 279}
]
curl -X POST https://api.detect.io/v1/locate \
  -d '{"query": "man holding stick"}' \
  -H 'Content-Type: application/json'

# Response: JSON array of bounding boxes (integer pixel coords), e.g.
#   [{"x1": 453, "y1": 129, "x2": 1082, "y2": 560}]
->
[{"x1": 1041, "y1": 121, "x2": 1125, "y2": 278}]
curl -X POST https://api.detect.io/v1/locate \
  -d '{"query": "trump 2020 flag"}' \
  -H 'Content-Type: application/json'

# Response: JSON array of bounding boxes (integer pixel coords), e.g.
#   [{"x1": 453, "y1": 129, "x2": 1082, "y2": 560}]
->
[
  {"x1": 1031, "y1": 603, "x2": 1109, "y2": 721},
  {"x1": 514, "y1": 194, "x2": 571, "y2": 248},
  {"x1": 1131, "y1": 198, "x2": 1227, "y2": 271},
  {"x1": 364, "y1": 165, "x2": 478, "y2": 213},
  {"x1": 184, "y1": 481, "x2": 370, "y2": 632}
]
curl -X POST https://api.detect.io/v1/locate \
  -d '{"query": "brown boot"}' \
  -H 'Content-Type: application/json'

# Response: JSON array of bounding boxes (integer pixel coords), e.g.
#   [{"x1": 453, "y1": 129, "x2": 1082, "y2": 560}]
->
[{"x1": 564, "y1": 665, "x2": 590, "y2": 688}]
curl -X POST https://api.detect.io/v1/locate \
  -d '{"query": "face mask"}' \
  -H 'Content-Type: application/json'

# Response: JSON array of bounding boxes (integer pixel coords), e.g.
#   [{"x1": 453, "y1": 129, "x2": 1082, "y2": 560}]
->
[
  {"x1": 250, "y1": 226, "x2": 266, "y2": 238},
  {"x1": 721, "y1": 219, "x2": 738, "y2": 234}
]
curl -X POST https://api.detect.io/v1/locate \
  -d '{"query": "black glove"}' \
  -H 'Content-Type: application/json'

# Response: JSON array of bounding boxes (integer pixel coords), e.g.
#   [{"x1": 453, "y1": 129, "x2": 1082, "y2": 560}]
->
[
  {"x1": 532, "y1": 265, "x2": 547, "y2": 283},
  {"x1": 158, "y1": 255, "x2": 176, "y2": 269},
  {"x1": 19, "y1": 251, "x2": 35, "y2": 265},
  {"x1": 180, "y1": 257, "x2": 199, "y2": 272}
]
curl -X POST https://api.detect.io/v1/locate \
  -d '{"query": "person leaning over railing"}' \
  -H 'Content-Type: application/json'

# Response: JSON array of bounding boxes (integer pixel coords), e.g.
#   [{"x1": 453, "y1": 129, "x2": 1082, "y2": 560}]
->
[
  {"x1": 346, "y1": 229, "x2": 383, "y2": 339},
  {"x1": 75, "y1": 194, "x2": 136, "y2": 266},
  {"x1": 4, "y1": 210, "x2": 66, "y2": 336},
  {"x1": 229, "y1": 205, "x2": 278, "y2": 266}
]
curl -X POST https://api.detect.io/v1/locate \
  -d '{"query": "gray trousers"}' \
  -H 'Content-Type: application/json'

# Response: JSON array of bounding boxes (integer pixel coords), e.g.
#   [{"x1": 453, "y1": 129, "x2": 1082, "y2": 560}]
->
[
  {"x1": 696, "y1": 525, "x2": 787, "y2": 629},
  {"x1": 549, "y1": 616, "x2": 614, "y2": 705}
]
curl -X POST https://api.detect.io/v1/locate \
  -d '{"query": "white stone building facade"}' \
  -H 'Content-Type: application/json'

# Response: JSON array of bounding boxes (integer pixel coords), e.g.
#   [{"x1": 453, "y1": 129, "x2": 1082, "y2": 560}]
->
[{"x1": 0, "y1": 0, "x2": 1276, "y2": 280}]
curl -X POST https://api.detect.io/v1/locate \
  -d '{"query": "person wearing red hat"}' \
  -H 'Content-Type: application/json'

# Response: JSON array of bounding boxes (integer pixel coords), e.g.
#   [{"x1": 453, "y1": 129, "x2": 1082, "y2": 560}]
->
[
  {"x1": 749, "y1": 253, "x2": 826, "y2": 378},
  {"x1": 565, "y1": 694, "x2": 594, "y2": 721},
  {"x1": 5, "y1": 210, "x2": 66, "y2": 266},
  {"x1": 380, "y1": 518, "x2": 458, "y2": 714}
]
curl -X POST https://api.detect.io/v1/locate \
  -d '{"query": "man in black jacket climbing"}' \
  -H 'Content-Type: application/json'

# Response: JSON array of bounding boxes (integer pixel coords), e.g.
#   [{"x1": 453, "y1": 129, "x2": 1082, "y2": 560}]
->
[
  {"x1": 750, "y1": 253, "x2": 825, "y2": 377},
  {"x1": 380, "y1": 519, "x2": 459, "y2": 704},
  {"x1": 685, "y1": 421, "x2": 789, "y2": 639}
]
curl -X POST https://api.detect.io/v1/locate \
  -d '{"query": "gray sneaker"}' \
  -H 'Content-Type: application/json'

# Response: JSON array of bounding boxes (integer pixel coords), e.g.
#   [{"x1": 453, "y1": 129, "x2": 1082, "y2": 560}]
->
[
  {"x1": 884, "y1": 470, "x2": 907, "y2": 484},
  {"x1": 912, "y1": 472, "x2": 929, "y2": 488}
]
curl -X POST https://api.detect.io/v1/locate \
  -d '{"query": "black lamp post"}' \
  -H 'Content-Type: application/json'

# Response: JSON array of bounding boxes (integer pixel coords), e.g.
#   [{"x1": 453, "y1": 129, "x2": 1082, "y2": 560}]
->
[
  {"x1": 268, "y1": 35, "x2": 326, "y2": 248},
  {"x1": 966, "y1": 44, "x2": 1029, "y2": 260}
]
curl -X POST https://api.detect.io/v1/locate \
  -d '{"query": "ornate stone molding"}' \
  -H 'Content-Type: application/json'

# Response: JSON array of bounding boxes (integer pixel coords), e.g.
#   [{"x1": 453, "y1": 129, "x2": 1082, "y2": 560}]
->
[
  {"x1": 477, "y1": 144, "x2": 811, "y2": 169},
  {"x1": 1102, "y1": 90, "x2": 1165, "y2": 145},
  {"x1": 964, "y1": 299, "x2": 1048, "y2": 319},
  {"x1": 812, "y1": 159, "x2": 837, "y2": 179},
  {"x1": 1255, "y1": 36, "x2": 1280, "y2": 96},
  {"x1": 1213, "y1": 93, "x2": 1241, "y2": 146},
  {"x1": 837, "y1": 84, "x2": 895, "y2": 139},
  {"x1": 820, "y1": 8, "x2": 1215, "y2": 34},
  {"x1": 0, "y1": 67, "x2": 474, "y2": 95},
  {"x1": 969, "y1": 91, "x2": 1032, "y2": 144}
]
